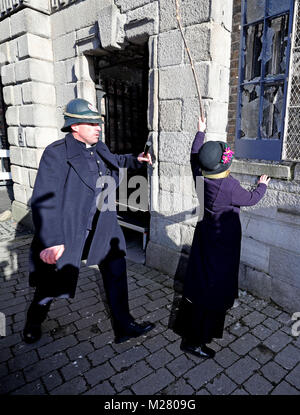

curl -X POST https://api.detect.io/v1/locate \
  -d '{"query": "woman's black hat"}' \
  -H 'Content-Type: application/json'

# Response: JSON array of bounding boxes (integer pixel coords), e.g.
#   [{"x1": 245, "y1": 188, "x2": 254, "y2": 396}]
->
[{"x1": 198, "y1": 141, "x2": 234, "y2": 174}]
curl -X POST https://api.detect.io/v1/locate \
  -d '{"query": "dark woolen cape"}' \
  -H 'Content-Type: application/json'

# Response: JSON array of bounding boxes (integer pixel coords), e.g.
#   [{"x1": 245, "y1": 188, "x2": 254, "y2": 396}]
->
[
  {"x1": 173, "y1": 132, "x2": 267, "y2": 343},
  {"x1": 29, "y1": 133, "x2": 142, "y2": 299}
]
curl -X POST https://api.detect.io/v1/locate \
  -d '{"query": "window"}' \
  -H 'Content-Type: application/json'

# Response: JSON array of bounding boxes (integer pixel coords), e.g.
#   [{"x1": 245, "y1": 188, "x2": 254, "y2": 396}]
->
[{"x1": 236, "y1": 0, "x2": 295, "y2": 161}]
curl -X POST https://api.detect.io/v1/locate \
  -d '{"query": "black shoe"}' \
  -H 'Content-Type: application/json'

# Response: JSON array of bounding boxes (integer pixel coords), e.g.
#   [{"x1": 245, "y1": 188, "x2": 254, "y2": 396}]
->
[
  {"x1": 180, "y1": 340, "x2": 216, "y2": 359},
  {"x1": 23, "y1": 323, "x2": 42, "y2": 344},
  {"x1": 115, "y1": 321, "x2": 155, "y2": 344}
]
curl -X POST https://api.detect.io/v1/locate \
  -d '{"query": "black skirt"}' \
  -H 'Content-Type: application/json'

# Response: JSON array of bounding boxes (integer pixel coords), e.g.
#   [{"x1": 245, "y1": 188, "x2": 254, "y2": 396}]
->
[{"x1": 172, "y1": 297, "x2": 226, "y2": 345}]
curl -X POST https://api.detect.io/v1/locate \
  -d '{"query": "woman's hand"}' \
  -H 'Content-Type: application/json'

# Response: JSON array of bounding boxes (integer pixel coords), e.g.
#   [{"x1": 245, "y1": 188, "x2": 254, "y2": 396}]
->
[
  {"x1": 198, "y1": 116, "x2": 206, "y2": 132},
  {"x1": 40, "y1": 245, "x2": 65, "y2": 264},
  {"x1": 258, "y1": 174, "x2": 270, "y2": 186}
]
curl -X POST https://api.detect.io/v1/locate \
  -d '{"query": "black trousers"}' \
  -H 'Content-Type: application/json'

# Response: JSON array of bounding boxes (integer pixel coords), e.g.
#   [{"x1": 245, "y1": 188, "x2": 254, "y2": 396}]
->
[{"x1": 26, "y1": 238, "x2": 133, "y2": 335}]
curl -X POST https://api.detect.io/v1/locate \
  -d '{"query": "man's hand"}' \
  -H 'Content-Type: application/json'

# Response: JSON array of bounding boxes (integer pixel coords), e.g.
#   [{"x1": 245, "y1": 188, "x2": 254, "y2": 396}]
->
[
  {"x1": 40, "y1": 245, "x2": 65, "y2": 264},
  {"x1": 198, "y1": 116, "x2": 206, "y2": 132},
  {"x1": 138, "y1": 152, "x2": 152, "y2": 165},
  {"x1": 258, "y1": 174, "x2": 271, "y2": 186}
]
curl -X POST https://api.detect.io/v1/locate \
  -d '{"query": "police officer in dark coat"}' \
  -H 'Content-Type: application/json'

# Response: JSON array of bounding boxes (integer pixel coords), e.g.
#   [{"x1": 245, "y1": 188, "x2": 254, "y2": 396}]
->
[{"x1": 23, "y1": 98, "x2": 154, "y2": 344}]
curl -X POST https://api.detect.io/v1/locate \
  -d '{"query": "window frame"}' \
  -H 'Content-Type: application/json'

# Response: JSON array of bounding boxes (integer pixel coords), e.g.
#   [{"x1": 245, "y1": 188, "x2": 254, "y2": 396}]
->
[{"x1": 235, "y1": 0, "x2": 295, "y2": 161}]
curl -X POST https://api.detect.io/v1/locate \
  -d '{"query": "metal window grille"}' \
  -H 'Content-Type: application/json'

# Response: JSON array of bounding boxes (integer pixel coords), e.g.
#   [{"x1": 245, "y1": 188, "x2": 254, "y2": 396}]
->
[{"x1": 283, "y1": 0, "x2": 300, "y2": 160}]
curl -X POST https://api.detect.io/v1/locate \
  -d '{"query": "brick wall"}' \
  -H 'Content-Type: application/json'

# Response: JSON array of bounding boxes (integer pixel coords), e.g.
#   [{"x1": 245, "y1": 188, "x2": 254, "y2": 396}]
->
[{"x1": 227, "y1": 0, "x2": 242, "y2": 149}]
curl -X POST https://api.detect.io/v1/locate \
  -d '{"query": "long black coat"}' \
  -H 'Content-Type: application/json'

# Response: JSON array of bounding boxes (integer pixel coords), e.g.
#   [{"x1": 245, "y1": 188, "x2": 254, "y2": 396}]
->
[
  {"x1": 29, "y1": 133, "x2": 142, "y2": 298},
  {"x1": 183, "y1": 132, "x2": 267, "y2": 312}
]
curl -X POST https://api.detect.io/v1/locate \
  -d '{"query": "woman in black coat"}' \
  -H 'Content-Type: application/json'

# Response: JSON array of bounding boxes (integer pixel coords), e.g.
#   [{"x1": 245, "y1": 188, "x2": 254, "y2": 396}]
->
[{"x1": 173, "y1": 117, "x2": 270, "y2": 358}]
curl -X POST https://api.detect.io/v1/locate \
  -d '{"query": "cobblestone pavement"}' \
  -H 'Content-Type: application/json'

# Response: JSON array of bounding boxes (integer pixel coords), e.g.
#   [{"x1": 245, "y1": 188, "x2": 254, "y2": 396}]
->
[{"x1": 0, "y1": 220, "x2": 300, "y2": 396}]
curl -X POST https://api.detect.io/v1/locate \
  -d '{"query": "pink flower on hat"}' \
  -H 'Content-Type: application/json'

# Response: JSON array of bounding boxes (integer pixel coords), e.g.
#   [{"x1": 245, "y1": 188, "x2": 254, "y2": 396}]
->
[{"x1": 221, "y1": 146, "x2": 234, "y2": 164}]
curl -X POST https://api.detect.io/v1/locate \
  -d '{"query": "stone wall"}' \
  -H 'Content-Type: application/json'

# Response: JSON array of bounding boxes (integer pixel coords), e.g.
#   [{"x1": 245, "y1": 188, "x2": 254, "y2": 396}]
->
[
  {"x1": 0, "y1": 6, "x2": 56, "y2": 226},
  {"x1": 146, "y1": 0, "x2": 233, "y2": 279}
]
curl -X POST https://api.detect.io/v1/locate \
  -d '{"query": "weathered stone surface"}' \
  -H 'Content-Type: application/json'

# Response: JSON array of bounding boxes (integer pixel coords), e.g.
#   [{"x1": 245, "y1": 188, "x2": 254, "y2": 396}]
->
[
  {"x1": 211, "y1": 0, "x2": 233, "y2": 32},
  {"x1": 159, "y1": 99, "x2": 182, "y2": 131},
  {"x1": 115, "y1": 0, "x2": 151, "y2": 13},
  {"x1": 25, "y1": 127, "x2": 58, "y2": 148},
  {"x1": 56, "y1": 83, "x2": 77, "y2": 107},
  {"x1": 159, "y1": 0, "x2": 210, "y2": 33},
  {"x1": 239, "y1": 267, "x2": 272, "y2": 300},
  {"x1": 0, "y1": 18, "x2": 11, "y2": 44},
  {"x1": 19, "y1": 105, "x2": 57, "y2": 128},
  {"x1": 159, "y1": 131, "x2": 192, "y2": 165},
  {"x1": 22, "y1": 82, "x2": 56, "y2": 106},
  {"x1": 97, "y1": 3, "x2": 126, "y2": 50},
  {"x1": 22, "y1": 148, "x2": 44, "y2": 169},
  {"x1": 1, "y1": 63, "x2": 16, "y2": 86},
  {"x1": 5, "y1": 106, "x2": 19, "y2": 126},
  {"x1": 271, "y1": 278, "x2": 300, "y2": 313},
  {"x1": 53, "y1": 32, "x2": 76, "y2": 61},
  {"x1": 183, "y1": 23, "x2": 211, "y2": 64},
  {"x1": 270, "y1": 248, "x2": 300, "y2": 289},
  {"x1": 13, "y1": 183, "x2": 28, "y2": 205},
  {"x1": 9, "y1": 147, "x2": 23, "y2": 166},
  {"x1": 210, "y1": 23, "x2": 232, "y2": 66},
  {"x1": 15, "y1": 59, "x2": 54, "y2": 84},
  {"x1": 240, "y1": 237, "x2": 270, "y2": 274},
  {"x1": 158, "y1": 30, "x2": 183, "y2": 67},
  {"x1": 147, "y1": 69, "x2": 159, "y2": 132},
  {"x1": 242, "y1": 216, "x2": 300, "y2": 255},
  {"x1": 231, "y1": 160, "x2": 292, "y2": 180},
  {"x1": 126, "y1": 2, "x2": 159, "y2": 43},
  {"x1": 17, "y1": 34, "x2": 53, "y2": 62},
  {"x1": 159, "y1": 63, "x2": 210, "y2": 100},
  {"x1": 146, "y1": 240, "x2": 187, "y2": 277},
  {"x1": 10, "y1": 7, "x2": 51, "y2": 38}
]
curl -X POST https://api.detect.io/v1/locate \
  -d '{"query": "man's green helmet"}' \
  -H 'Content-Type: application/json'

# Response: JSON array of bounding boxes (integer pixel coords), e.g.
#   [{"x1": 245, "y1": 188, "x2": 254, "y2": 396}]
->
[{"x1": 61, "y1": 98, "x2": 104, "y2": 132}]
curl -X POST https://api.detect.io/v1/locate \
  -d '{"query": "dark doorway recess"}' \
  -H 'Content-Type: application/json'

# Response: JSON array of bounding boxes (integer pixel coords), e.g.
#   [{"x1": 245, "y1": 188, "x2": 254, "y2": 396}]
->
[{"x1": 94, "y1": 43, "x2": 150, "y2": 251}]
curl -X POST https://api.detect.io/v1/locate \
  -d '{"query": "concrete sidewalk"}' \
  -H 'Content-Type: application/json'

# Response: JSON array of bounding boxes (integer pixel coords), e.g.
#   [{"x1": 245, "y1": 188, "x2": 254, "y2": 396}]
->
[{"x1": 0, "y1": 219, "x2": 299, "y2": 396}]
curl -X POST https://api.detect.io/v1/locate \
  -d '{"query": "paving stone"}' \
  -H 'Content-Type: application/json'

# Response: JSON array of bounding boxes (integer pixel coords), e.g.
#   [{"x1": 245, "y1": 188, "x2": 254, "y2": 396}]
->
[
  {"x1": 252, "y1": 324, "x2": 273, "y2": 341},
  {"x1": 249, "y1": 298, "x2": 269, "y2": 311},
  {"x1": 196, "y1": 388, "x2": 211, "y2": 395},
  {"x1": 147, "y1": 290, "x2": 165, "y2": 300},
  {"x1": 226, "y1": 356, "x2": 260, "y2": 385},
  {"x1": 60, "y1": 358, "x2": 90, "y2": 381},
  {"x1": 84, "y1": 380, "x2": 115, "y2": 395},
  {"x1": 260, "y1": 361, "x2": 288, "y2": 384},
  {"x1": 285, "y1": 363, "x2": 300, "y2": 390},
  {"x1": 214, "y1": 347, "x2": 240, "y2": 368},
  {"x1": 166, "y1": 354, "x2": 195, "y2": 377},
  {"x1": 57, "y1": 311, "x2": 81, "y2": 326},
  {"x1": 162, "y1": 328, "x2": 180, "y2": 342},
  {"x1": 242, "y1": 310, "x2": 267, "y2": 328},
  {"x1": 143, "y1": 297, "x2": 169, "y2": 312},
  {"x1": 206, "y1": 373, "x2": 238, "y2": 395},
  {"x1": 0, "y1": 371, "x2": 26, "y2": 394},
  {"x1": 228, "y1": 321, "x2": 249, "y2": 337},
  {"x1": 166, "y1": 339, "x2": 184, "y2": 357},
  {"x1": 163, "y1": 378, "x2": 195, "y2": 395},
  {"x1": 110, "y1": 345, "x2": 149, "y2": 371},
  {"x1": 143, "y1": 333, "x2": 169, "y2": 353},
  {"x1": 144, "y1": 307, "x2": 169, "y2": 323},
  {"x1": 50, "y1": 376, "x2": 87, "y2": 395},
  {"x1": 38, "y1": 335, "x2": 78, "y2": 359},
  {"x1": 84, "y1": 362, "x2": 115, "y2": 387},
  {"x1": 243, "y1": 373, "x2": 274, "y2": 395},
  {"x1": 0, "y1": 362, "x2": 8, "y2": 379},
  {"x1": 184, "y1": 359, "x2": 223, "y2": 390},
  {"x1": 24, "y1": 353, "x2": 69, "y2": 382},
  {"x1": 11, "y1": 379, "x2": 46, "y2": 395},
  {"x1": 8, "y1": 350, "x2": 39, "y2": 372},
  {"x1": 42, "y1": 370, "x2": 63, "y2": 392},
  {"x1": 229, "y1": 333, "x2": 261, "y2": 356},
  {"x1": 110, "y1": 361, "x2": 153, "y2": 392},
  {"x1": 262, "y1": 305, "x2": 282, "y2": 318},
  {"x1": 263, "y1": 318, "x2": 281, "y2": 331},
  {"x1": 214, "y1": 331, "x2": 236, "y2": 347},
  {"x1": 0, "y1": 332, "x2": 22, "y2": 348},
  {"x1": 146, "y1": 348, "x2": 174, "y2": 369},
  {"x1": 271, "y1": 381, "x2": 300, "y2": 395},
  {"x1": 132, "y1": 368, "x2": 174, "y2": 395},
  {"x1": 48, "y1": 306, "x2": 70, "y2": 319},
  {"x1": 263, "y1": 330, "x2": 292, "y2": 353},
  {"x1": 88, "y1": 345, "x2": 116, "y2": 366},
  {"x1": 68, "y1": 296, "x2": 99, "y2": 312},
  {"x1": 231, "y1": 386, "x2": 249, "y2": 395},
  {"x1": 249, "y1": 344, "x2": 275, "y2": 365},
  {"x1": 274, "y1": 344, "x2": 300, "y2": 370},
  {"x1": 91, "y1": 331, "x2": 114, "y2": 349},
  {"x1": 0, "y1": 347, "x2": 13, "y2": 364}
]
